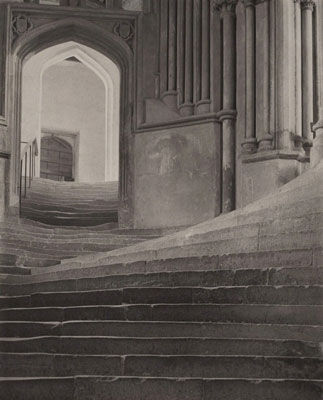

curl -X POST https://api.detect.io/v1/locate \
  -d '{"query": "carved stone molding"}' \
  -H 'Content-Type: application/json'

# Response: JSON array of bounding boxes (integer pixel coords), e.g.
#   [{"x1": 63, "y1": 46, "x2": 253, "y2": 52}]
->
[
  {"x1": 113, "y1": 21, "x2": 134, "y2": 41},
  {"x1": 241, "y1": 0, "x2": 256, "y2": 7},
  {"x1": 12, "y1": 14, "x2": 33, "y2": 39},
  {"x1": 213, "y1": 0, "x2": 238, "y2": 14},
  {"x1": 300, "y1": 0, "x2": 316, "y2": 11}
]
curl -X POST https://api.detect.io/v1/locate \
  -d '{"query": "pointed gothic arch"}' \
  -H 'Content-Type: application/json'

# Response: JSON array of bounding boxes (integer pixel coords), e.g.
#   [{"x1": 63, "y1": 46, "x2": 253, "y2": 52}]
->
[{"x1": 9, "y1": 17, "x2": 135, "y2": 227}]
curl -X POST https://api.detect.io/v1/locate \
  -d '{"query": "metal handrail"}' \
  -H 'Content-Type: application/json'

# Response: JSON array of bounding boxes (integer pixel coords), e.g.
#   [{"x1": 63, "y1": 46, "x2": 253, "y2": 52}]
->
[{"x1": 19, "y1": 138, "x2": 39, "y2": 216}]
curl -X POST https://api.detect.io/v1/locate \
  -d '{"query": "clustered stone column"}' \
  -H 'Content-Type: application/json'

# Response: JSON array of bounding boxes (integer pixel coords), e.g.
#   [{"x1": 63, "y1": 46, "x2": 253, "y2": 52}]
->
[
  {"x1": 301, "y1": 0, "x2": 316, "y2": 156},
  {"x1": 215, "y1": 0, "x2": 237, "y2": 213},
  {"x1": 241, "y1": 0, "x2": 257, "y2": 153},
  {"x1": 158, "y1": 0, "x2": 212, "y2": 116}
]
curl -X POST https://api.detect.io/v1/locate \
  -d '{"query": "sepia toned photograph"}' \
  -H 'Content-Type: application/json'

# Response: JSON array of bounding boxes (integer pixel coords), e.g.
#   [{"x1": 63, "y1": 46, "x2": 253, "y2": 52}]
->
[{"x1": 0, "y1": 0, "x2": 322, "y2": 398}]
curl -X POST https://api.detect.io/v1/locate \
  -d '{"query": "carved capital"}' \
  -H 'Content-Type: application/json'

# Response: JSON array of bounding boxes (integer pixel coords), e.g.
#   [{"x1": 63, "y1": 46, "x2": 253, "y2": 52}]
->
[
  {"x1": 213, "y1": 0, "x2": 238, "y2": 15},
  {"x1": 241, "y1": 0, "x2": 256, "y2": 7},
  {"x1": 300, "y1": 0, "x2": 316, "y2": 11}
]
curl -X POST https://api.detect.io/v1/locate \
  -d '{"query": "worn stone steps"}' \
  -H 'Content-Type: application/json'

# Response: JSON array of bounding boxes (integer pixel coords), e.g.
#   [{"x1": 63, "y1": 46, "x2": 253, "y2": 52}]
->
[
  {"x1": 0, "y1": 336, "x2": 320, "y2": 357},
  {"x1": 19, "y1": 213, "x2": 118, "y2": 227},
  {"x1": 0, "y1": 236, "x2": 145, "y2": 250},
  {"x1": 1, "y1": 321, "x2": 322, "y2": 341},
  {"x1": 1, "y1": 376, "x2": 322, "y2": 400},
  {"x1": 20, "y1": 207, "x2": 118, "y2": 219},
  {"x1": 0, "y1": 285, "x2": 321, "y2": 309},
  {"x1": 1, "y1": 266, "x2": 321, "y2": 294},
  {"x1": 1, "y1": 353, "x2": 321, "y2": 379},
  {"x1": 1, "y1": 304, "x2": 322, "y2": 325},
  {"x1": 0, "y1": 266, "x2": 30, "y2": 275}
]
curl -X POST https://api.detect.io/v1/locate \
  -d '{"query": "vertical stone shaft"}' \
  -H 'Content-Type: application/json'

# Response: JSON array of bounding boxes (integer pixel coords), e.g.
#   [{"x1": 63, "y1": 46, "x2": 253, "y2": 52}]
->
[
  {"x1": 167, "y1": 0, "x2": 177, "y2": 92},
  {"x1": 242, "y1": 0, "x2": 257, "y2": 152},
  {"x1": 222, "y1": 10, "x2": 236, "y2": 110},
  {"x1": 258, "y1": 0, "x2": 272, "y2": 150},
  {"x1": 197, "y1": 0, "x2": 211, "y2": 113},
  {"x1": 295, "y1": 0, "x2": 303, "y2": 138},
  {"x1": 162, "y1": 0, "x2": 178, "y2": 108},
  {"x1": 217, "y1": 1, "x2": 237, "y2": 213},
  {"x1": 301, "y1": 0, "x2": 315, "y2": 144},
  {"x1": 159, "y1": 0, "x2": 169, "y2": 95},
  {"x1": 177, "y1": 0, "x2": 185, "y2": 106},
  {"x1": 193, "y1": 0, "x2": 202, "y2": 105},
  {"x1": 179, "y1": 0, "x2": 194, "y2": 116}
]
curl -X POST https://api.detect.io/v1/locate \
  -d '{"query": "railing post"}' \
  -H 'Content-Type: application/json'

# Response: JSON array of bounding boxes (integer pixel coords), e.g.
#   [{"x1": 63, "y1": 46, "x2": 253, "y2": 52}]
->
[
  {"x1": 24, "y1": 153, "x2": 27, "y2": 198},
  {"x1": 29, "y1": 145, "x2": 32, "y2": 188},
  {"x1": 19, "y1": 160, "x2": 23, "y2": 218}
]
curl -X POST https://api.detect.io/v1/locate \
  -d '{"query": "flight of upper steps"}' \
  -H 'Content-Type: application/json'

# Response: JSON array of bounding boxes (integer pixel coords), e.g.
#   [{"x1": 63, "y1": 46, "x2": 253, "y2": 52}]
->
[
  {"x1": 20, "y1": 178, "x2": 119, "y2": 226},
  {"x1": 0, "y1": 163, "x2": 322, "y2": 399},
  {"x1": 0, "y1": 218, "x2": 170, "y2": 269}
]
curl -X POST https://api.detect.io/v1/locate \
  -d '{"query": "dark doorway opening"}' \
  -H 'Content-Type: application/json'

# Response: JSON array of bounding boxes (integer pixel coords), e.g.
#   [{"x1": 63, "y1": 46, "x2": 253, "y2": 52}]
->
[{"x1": 40, "y1": 136, "x2": 74, "y2": 181}]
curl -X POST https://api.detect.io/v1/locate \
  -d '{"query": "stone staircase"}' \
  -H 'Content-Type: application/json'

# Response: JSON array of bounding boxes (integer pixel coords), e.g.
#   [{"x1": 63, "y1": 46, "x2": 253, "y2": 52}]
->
[
  {"x1": 0, "y1": 219, "x2": 165, "y2": 269},
  {"x1": 20, "y1": 178, "x2": 119, "y2": 226},
  {"x1": 0, "y1": 162, "x2": 322, "y2": 399}
]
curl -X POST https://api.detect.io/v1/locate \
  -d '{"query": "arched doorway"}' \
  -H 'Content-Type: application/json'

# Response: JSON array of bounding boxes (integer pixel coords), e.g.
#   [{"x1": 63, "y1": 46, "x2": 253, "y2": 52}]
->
[
  {"x1": 9, "y1": 19, "x2": 135, "y2": 227},
  {"x1": 40, "y1": 136, "x2": 73, "y2": 181}
]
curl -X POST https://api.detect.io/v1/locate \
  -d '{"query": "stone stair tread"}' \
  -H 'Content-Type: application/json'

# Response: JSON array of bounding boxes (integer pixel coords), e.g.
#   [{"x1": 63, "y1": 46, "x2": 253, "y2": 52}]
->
[
  {"x1": 0, "y1": 352, "x2": 321, "y2": 380},
  {"x1": 0, "y1": 285, "x2": 321, "y2": 308},
  {"x1": 0, "y1": 335, "x2": 320, "y2": 357},
  {"x1": 1, "y1": 321, "x2": 322, "y2": 341},
  {"x1": 1, "y1": 304, "x2": 322, "y2": 325},
  {"x1": 2, "y1": 266, "x2": 322, "y2": 294}
]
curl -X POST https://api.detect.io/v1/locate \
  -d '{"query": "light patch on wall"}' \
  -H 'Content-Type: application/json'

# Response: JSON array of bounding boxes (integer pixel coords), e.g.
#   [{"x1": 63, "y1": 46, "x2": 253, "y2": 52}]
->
[{"x1": 122, "y1": 0, "x2": 143, "y2": 11}]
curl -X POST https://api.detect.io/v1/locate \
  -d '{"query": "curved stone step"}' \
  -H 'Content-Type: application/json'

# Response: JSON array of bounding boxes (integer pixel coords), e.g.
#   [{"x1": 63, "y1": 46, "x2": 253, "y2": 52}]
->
[
  {"x1": 1, "y1": 304, "x2": 322, "y2": 325},
  {"x1": 0, "y1": 376, "x2": 322, "y2": 400},
  {"x1": 0, "y1": 285, "x2": 321, "y2": 309},
  {"x1": 1, "y1": 321, "x2": 322, "y2": 341},
  {"x1": 0, "y1": 353, "x2": 321, "y2": 379},
  {"x1": 2, "y1": 265, "x2": 322, "y2": 296},
  {"x1": 0, "y1": 336, "x2": 320, "y2": 357}
]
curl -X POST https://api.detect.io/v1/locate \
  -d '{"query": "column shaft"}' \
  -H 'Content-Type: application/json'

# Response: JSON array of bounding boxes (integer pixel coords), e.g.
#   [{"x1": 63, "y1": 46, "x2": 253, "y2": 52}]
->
[
  {"x1": 197, "y1": 0, "x2": 211, "y2": 113},
  {"x1": 242, "y1": 1, "x2": 257, "y2": 153},
  {"x1": 180, "y1": 0, "x2": 194, "y2": 116},
  {"x1": 177, "y1": 0, "x2": 185, "y2": 106},
  {"x1": 301, "y1": 0, "x2": 315, "y2": 146},
  {"x1": 216, "y1": 1, "x2": 237, "y2": 213},
  {"x1": 193, "y1": 0, "x2": 202, "y2": 105},
  {"x1": 159, "y1": 0, "x2": 169, "y2": 95},
  {"x1": 295, "y1": 0, "x2": 303, "y2": 138},
  {"x1": 162, "y1": 0, "x2": 178, "y2": 109}
]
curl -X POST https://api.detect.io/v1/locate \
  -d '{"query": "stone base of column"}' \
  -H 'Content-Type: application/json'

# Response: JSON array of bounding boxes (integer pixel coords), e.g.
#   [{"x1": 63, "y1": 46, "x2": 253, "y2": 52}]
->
[
  {"x1": 196, "y1": 99, "x2": 211, "y2": 115},
  {"x1": 241, "y1": 138, "x2": 258, "y2": 154},
  {"x1": 161, "y1": 91, "x2": 178, "y2": 111},
  {"x1": 179, "y1": 103, "x2": 195, "y2": 117},
  {"x1": 238, "y1": 157, "x2": 303, "y2": 208},
  {"x1": 258, "y1": 134, "x2": 274, "y2": 151}
]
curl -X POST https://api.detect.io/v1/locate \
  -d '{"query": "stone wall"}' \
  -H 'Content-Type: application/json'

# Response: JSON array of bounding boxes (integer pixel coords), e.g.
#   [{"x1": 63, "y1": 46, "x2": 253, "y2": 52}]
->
[{"x1": 133, "y1": 122, "x2": 221, "y2": 228}]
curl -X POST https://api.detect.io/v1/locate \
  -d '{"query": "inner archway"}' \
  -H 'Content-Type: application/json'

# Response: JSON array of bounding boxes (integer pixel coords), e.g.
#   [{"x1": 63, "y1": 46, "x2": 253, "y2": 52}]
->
[{"x1": 21, "y1": 41, "x2": 121, "y2": 183}]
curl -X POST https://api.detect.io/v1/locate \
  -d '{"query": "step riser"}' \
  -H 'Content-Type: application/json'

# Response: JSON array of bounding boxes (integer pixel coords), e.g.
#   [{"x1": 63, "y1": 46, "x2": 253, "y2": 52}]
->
[
  {"x1": 2, "y1": 267, "x2": 322, "y2": 295},
  {"x1": 0, "y1": 286, "x2": 321, "y2": 308},
  {"x1": 1, "y1": 378, "x2": 322, "y2": 400},
  {"x1": 1, "y1": 305, "x2": 322, "y2": 325},
  {"x1": 0, "y1": 337, "x2": 319, "y2": 357},
  {"x1": 1, "y1": 322, "x2": 322, "y2": 341},
  {"x1": 0, "y1": 354, "x2": 321, "y2": 379}
]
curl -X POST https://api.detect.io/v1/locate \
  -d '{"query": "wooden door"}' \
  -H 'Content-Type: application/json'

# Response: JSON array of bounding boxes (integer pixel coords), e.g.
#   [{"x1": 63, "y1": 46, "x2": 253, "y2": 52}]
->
[{"x1": 40, "y1": 136, "x2": 73, "y2": 181}]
